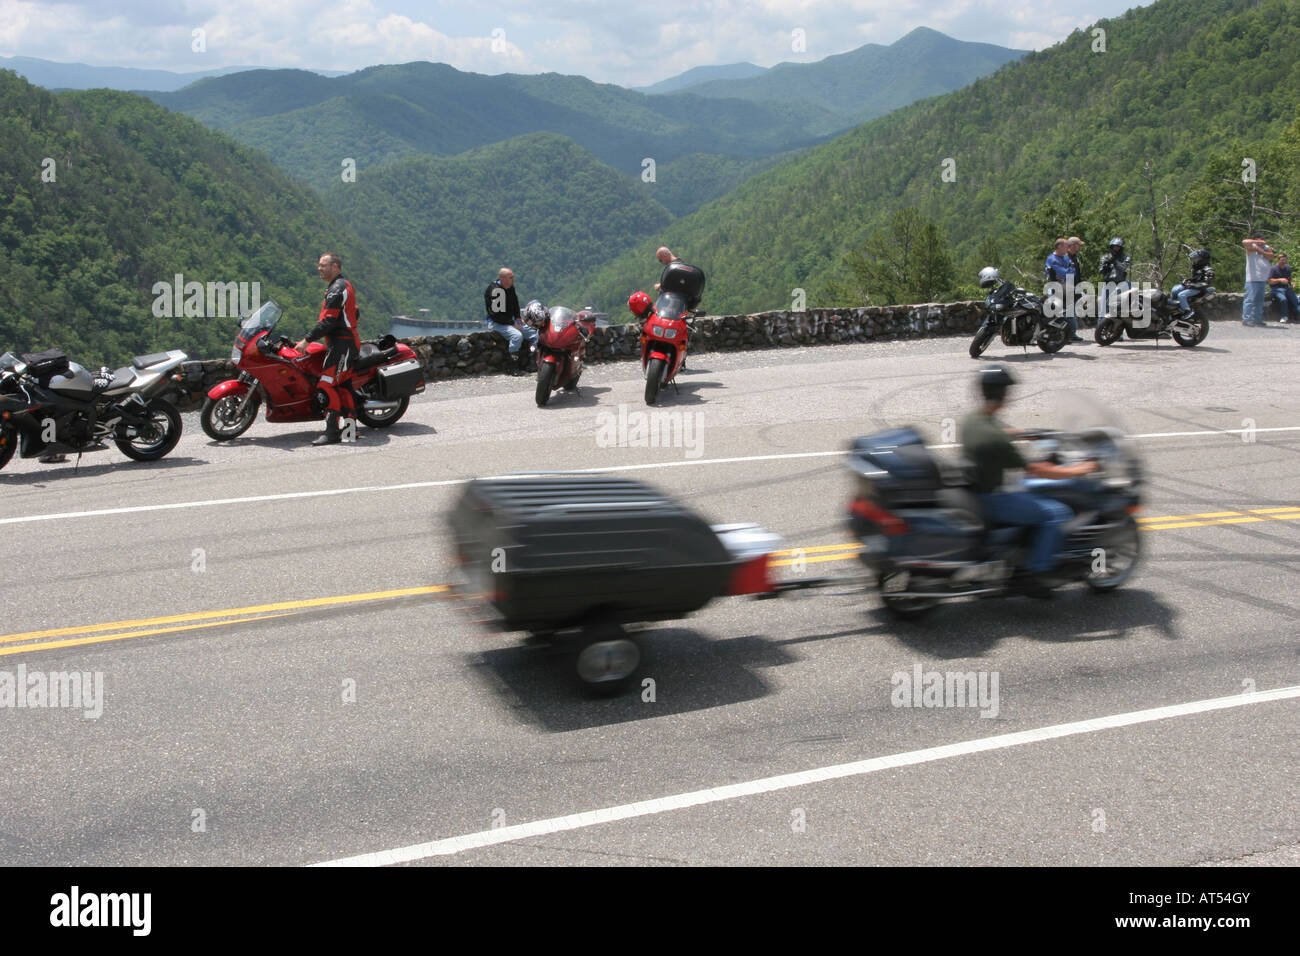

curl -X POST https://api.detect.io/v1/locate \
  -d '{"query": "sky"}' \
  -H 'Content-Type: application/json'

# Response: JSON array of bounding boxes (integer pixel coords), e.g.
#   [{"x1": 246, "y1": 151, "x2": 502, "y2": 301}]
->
[{"x1": 0, "y1": 0, "x2": 1145, "y2": 86}]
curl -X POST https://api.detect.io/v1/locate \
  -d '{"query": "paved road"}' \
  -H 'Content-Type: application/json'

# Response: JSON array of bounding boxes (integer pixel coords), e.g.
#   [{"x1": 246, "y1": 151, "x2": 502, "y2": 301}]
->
[{"x1": 0, "y1": 326, "x2": 1296, "y2": 865}]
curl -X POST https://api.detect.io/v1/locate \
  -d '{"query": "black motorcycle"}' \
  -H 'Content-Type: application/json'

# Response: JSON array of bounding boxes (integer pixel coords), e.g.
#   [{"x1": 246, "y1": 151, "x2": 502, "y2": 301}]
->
[
  {"x1": 0, "y1": 348, "x2": 187, "y2": 469},
  {"x1": 1094, "y1": 285, "x2": 1214, "y2": 347},
  {"x1": 846, "y1": 401, "x2": 1143, "y2": 620},
  {"x1": 969, "y1": 276, "x2": 1069, "y2": 358}
]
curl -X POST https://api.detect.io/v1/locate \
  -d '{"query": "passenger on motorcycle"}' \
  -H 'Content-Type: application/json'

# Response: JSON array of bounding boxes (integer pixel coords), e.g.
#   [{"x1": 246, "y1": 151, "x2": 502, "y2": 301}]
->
[{"x1": 960, "y1": 365, "x2": 1098, "y2": 598}]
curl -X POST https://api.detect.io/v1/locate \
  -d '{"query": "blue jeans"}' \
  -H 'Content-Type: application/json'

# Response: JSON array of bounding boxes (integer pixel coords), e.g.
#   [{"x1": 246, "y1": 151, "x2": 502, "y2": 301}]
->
[
  {"x1": 1169, "y1": 284, "x2": 1198, "y2": 313},
  {"x1": 979, "y1": 487, "x2": 1073, "y2": 573},
  {"x1": 487, "y1": 320, "x2": 538, "y2": 354},
  {"x1": 1243, "y1": 282, "x2": 1267, "y2": 324},
  {"x1": 1270, "y1": 285, "x2": 1300, "y2": 319}
]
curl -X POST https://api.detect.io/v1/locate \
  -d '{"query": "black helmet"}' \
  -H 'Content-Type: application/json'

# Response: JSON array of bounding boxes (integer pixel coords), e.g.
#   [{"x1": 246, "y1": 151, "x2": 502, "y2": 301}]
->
[
  {"x1": 979, "y1": 364, "x2": 1016, "y2": 403},
  {"x1": 1108, "y1": 237, "x2": 1124, "y2": 249},
  {"x1": 1189, "y1": 248, "x2": 1211, "y2": 267}
]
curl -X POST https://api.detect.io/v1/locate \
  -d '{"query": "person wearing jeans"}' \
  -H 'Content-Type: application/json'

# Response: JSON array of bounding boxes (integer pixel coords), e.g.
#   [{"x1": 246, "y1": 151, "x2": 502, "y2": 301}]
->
[
  {"x1": 1241, "y1": 234, "x2": 1275, "y2": 326},
  {"x1": 1268, "y1": 253, "x2": 1299, "y2": 323},
  {"x1": 484, "y1": 267, "x2": 538, "y2": 375}
]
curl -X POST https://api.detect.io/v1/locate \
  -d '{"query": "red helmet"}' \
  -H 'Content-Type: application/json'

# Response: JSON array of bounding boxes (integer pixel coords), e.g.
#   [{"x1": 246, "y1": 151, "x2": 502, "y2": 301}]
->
[{"x1": 627, "y1": 291, "x2": 653, "y2": 318}]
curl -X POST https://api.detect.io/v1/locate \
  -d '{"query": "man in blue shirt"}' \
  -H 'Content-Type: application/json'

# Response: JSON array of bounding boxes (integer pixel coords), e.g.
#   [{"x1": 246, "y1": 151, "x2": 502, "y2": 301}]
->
[{"x1": 1044, "y1": 238, "x2": 1080, "y2": 340}]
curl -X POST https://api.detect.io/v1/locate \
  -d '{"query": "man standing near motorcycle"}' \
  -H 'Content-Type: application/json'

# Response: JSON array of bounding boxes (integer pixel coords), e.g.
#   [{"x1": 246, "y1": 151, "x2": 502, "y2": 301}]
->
[
  {"x1": 1045, "y1": 239, "x2": 1080, "y2": 341},
  {"x1": 296, "y1": 252, "x2": 360, "y2": 445},
  {"x1": 1098, "y1": 237, "x2": 1132, "y2": 318},
  {"x1": 961, "y1": 366, "x2": 1097, "y2": 598}
]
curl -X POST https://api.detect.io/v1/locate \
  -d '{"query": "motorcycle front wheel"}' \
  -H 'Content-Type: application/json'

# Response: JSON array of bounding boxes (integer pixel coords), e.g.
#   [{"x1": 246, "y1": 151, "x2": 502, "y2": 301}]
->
[
  {"x1": 644, "y1": 357, "x2": 666, "y2": 406},
  {"x1": 201, "y1": 391, "x2": 261, "y2": 440},
  {"x1": 535, "y1": 362, "x2": 555, "y2": 407},
  {"x1": 969, "y1": 324, "x2": 996, "y2": 358},
  {"x1": 1086, "y1": 516, "x2": 1141, "y2": 592},
  {"x1": 0, "y1": 424, "x2": 15, "y2": 471},
  {"x1": 116, "y1": 398, "x2": 182, "y2": 462}
]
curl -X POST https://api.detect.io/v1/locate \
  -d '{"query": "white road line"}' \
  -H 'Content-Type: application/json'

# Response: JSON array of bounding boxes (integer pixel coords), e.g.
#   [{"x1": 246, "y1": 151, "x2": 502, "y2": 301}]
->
[
  {"x1": 2, "y1": 426, "x2": 1298, "y2": 527},
  {"x1": 312, "y1": 685, "x2": 1300, "y2": 866}
]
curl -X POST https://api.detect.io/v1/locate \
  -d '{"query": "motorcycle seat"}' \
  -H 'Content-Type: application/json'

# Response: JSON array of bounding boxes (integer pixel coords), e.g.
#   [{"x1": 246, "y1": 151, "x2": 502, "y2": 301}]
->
[
  {"x1": 95, "y1": 367, "x2": 136, "y2": 394},
  {"x1": 355, "y1": 344, "x2": 399, "y2": 372}
]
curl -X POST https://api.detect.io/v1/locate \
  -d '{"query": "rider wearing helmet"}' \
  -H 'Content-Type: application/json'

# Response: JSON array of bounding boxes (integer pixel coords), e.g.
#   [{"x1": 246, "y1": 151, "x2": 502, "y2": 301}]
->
[
  {"x1": 1099, "y1": 238, "x2": 1132, "y2": 317},
  {"x1": 960, "y1": 365, "x2": 1098, "y2": 598},
  {"x1": 1169, "y1": 248, "x2": 1215, "y2": 321}
]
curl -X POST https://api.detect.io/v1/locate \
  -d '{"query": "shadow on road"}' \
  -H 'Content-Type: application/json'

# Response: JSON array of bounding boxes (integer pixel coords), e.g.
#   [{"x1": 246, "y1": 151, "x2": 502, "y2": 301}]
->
[
  {"x1": 875, "y1": 587, "x2": 1179, "y2": 660},
  {"x1": 534, "y1": 385, "x2": 613, "y2": 408},
  {"x1": 0, "y1": 455, "x2": 206, "y2": 484},
  {"x1": 203, "y1": 421, "x2": 437, "y2": 451},
  {"x1": 468, "y1": 626, "x2": 794, "y2": 733}
]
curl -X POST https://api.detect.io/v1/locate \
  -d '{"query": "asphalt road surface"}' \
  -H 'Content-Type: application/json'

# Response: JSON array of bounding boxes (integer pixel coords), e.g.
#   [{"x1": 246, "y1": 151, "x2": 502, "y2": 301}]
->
[{"x1": 0, "y1": 325, "x2": 1296, "y2": 866}]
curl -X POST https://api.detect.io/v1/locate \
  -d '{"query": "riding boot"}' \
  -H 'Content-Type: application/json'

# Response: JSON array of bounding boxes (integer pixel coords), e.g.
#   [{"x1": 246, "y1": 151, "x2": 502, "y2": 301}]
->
[
  {"x1": 312, "y1": 412, "x2": 342, "y2": 446},
  {"x1": 517, "y1": 345, "x2": 535, "y2": 373}
]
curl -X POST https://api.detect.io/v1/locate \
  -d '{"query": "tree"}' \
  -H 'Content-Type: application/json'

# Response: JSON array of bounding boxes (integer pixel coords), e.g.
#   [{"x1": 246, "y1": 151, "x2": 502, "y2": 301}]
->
[{"x1": 839, "y1": 207, "x2": 957, "y2": 306}]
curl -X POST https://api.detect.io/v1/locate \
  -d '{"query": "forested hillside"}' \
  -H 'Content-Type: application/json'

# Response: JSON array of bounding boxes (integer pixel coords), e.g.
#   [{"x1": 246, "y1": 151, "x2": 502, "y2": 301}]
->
[
  {"x1": 570, "y1": 0, "x2": 1300, "y2": 316},
  {"x1": 325, "y1": 132, "x2": 672, "y2": 318},
  {"x1": 0, "y1": 71, "x2": 403, "y2": 366}
]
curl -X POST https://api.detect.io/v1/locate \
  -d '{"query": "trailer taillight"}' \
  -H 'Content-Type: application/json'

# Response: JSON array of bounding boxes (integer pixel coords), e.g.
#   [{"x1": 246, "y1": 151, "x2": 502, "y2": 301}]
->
[{"x1": 850, "y1": 496, "x2": 908, "y2": 535}]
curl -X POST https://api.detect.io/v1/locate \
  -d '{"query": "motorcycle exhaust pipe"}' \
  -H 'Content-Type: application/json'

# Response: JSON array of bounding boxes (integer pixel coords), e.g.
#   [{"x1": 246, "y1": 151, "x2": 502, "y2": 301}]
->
[{"x1": 362, "y1": 398, "x2": 401, "y2": 413}]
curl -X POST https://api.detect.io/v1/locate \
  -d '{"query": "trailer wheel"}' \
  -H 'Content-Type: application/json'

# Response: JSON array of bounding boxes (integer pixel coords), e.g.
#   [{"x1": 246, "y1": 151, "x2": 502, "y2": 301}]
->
[{"x1": 575, "y1": 626, "x2": 640, "y2": 696}]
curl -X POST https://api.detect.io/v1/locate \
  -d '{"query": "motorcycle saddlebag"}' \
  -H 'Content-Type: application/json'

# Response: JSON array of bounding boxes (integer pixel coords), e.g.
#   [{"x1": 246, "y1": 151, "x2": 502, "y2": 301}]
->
[
  {"x1": 376, "y1": 357, "x2": 424, "y2": 399},
  {"x1": 20, "y1": 349, "x2": 70, "y2": 382},
  {"x1": 448, "y1": 476, "x2": 735, "y2": 633}
]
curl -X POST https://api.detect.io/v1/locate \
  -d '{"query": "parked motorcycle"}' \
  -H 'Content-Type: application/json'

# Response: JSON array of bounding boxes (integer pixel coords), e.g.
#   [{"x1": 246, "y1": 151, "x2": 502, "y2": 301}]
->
[
  {"x1": 969, "y1": 268, "x2": 1069, "y2": 358},
  {"x1": 0, "y1": 348, "x2": 187, "y2": 469},
  {"x1": 1095, "y1": 285, "x2": 1214, "y2": 347},
  {"x1": 631, "y1": 261, "x2": 706, "y2": 405},
  {"x1": 201, "y1": 300, "x2": 425, "y2": 441},
  {"x1": 534, "y1": 305, "x2": 595, "y2": 407},
  {"x1": 845, "y1": 399, "x2": 1143, "y2": 619}
]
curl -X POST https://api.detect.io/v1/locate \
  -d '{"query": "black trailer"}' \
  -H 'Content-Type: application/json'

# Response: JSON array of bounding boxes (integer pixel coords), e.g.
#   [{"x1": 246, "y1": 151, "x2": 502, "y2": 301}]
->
[{"x1": 447, "y1": 475, "x2": 785, "y2": 691}]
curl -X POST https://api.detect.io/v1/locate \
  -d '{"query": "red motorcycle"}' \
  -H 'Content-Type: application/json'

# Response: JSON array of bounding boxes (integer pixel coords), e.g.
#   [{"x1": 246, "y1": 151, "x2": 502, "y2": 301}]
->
[
  {"x1": 630, "y1": 261, "x2": 705, "y2": 405},
  {"x1": 201, "y1": 300, "x2": 425, "y2": 440},
  {"x1": 534, "y1": 306, "x2": 595, "y2": 407}
]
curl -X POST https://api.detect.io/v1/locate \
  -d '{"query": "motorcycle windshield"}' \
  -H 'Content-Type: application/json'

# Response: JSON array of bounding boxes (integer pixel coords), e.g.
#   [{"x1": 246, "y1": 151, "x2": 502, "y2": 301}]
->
[
  {"x1": 547, "y1": 307, "x2": 576, "y2": 331},
  {"x1": 240, "y1": 300, "x2": 282, "y2": 337},
  {"x1": 654, "y1": 292, "x2": 687, "y2": 320},
  {"x1": 1047, "y1": 390, "x2": 1141, "y2": 481},
  {"x1": 0, "y1": 351, "x2": 19, "y2": 371}
]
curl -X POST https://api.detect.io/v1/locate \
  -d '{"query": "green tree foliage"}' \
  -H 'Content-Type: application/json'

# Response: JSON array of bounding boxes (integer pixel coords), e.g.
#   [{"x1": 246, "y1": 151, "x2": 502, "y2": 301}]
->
[
  {"x1": 0, "y1": 70, "x2": 404, "y2": 366},
  {"x1": 572, "y1": 0, "x2": 1300, "y2": 313},
  {"x1": 828, "y1": 208, "x2": 957, "y2": 305}
]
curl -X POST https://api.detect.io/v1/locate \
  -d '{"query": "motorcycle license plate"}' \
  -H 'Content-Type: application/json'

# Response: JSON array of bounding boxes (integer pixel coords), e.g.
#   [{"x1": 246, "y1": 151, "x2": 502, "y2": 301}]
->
[{"x1": 230, "y1": 346, "x2": 241, "y2": 364}]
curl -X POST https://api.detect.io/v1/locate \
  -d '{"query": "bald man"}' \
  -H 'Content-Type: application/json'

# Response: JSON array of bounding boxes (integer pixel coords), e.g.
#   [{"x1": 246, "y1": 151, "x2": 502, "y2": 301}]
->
[
  {"x1": 484, "y1": 267, "x2": 537, "y2": 375},
  {"x1": 653, "y1": 246, "x2": 682, "y2": 292}
]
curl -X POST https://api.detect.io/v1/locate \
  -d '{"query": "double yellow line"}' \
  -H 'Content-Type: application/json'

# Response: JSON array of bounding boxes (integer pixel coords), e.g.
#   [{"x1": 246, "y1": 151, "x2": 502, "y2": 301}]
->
[{"x1": 2, "y1": 507, "x2": 1296, "y2": 658}]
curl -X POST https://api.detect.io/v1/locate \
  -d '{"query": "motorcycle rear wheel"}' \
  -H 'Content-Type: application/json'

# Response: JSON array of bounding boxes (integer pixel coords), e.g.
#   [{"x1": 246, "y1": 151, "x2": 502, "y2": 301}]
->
[
  {"x1": 1086, "y1": 516, "x2": 1141, "y2": 592},
  {"x1": 1172, "y1": 315, "x2": 1209, "y2": 347},
  {"x1": 535, "y1": 362, "x2": 555, "y2": 407},
  {"x1": 1037, "y1": 324, "x2": 1068, "y2": 353},
  {"x1": 115, "y1": 397, "x2": 182, "y2": 462},
  {"x1": 201, "y1": 392, "x2": 261, "y2": 441},
  {"x1": 969, "y1": 325, "x2": 996, "y2": 358},
  {"x1": 644, "y1": 357, "x2": 666, "y2": 406},
  {"x1": 356, "y1": 394, "x2": 409, "y2": 428},
  {"x1": 1095, "y1": 318, "x2": 1123, "y2": 346}
]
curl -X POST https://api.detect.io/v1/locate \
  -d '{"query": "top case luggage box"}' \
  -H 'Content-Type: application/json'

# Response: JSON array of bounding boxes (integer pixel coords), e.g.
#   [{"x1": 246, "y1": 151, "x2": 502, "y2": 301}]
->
[
  {"x1": 449, "y1": 476, "x2": 735, "y2": 632},
  {"x1": 658, "y1": 262, "x2": 706, "y2": 310}
]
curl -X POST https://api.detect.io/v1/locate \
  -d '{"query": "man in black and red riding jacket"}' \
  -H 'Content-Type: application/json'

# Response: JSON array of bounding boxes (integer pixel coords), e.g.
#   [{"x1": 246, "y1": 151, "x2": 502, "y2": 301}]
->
[{"x1": 296, "y1": 251, "x2": 361, "y2": 445}]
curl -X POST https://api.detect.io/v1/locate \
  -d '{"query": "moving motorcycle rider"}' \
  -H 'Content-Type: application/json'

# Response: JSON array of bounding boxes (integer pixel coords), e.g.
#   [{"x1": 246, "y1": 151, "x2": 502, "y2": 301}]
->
[
  {"x1": 296, "y1": 252, "x2": 360, "y2": 446},
  {"x1": 960, "y1": 365, "x2": 1098, "y2": 598}
]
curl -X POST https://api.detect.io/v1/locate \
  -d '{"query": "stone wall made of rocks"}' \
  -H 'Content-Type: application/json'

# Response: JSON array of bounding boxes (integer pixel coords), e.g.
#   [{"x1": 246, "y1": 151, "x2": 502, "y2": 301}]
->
[{"x1": 169, "y1": 293, "x2": 1253, "y2": 411}]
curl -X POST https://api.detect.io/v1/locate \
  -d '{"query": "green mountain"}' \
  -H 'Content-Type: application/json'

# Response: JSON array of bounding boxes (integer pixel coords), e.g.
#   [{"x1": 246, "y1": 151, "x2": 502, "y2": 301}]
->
[
  {"x1": 148, "y1": 62, "x2": 840, "y2": 192},
  {"x1": 0, "y1": 70, "x2": 403, "y2": 367},
  {"x1": 570, "y1": 0, "x2": 1300, "y2": 316},
  {"x1": 636, "y1": 62, "x2": 766, "y2": 94},
  {"x1": 671, "y1": 28, "x2": 1026, "y2": 125},
  {"x1": 324, "y1": 132, "x2": 672, "y2": 320}
]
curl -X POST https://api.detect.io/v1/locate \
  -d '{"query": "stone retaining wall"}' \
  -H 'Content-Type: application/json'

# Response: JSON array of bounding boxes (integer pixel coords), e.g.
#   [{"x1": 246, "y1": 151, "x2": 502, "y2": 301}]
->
[{"x1": 170, "y1": 292, "x2": 1252, "y2": 411}]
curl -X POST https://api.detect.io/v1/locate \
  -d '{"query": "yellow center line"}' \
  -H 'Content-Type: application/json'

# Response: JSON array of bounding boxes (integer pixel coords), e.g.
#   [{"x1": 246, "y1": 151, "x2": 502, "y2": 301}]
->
[
  {"x1": 1138, "y1": 507, "x2": 1300, "y2": 523},
  {"x1": 0, "y1": 585, "x2": 449, "y2": 646},
  {"x1": 0, "y1": 611, "x2": 305, "y2": 657}
]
